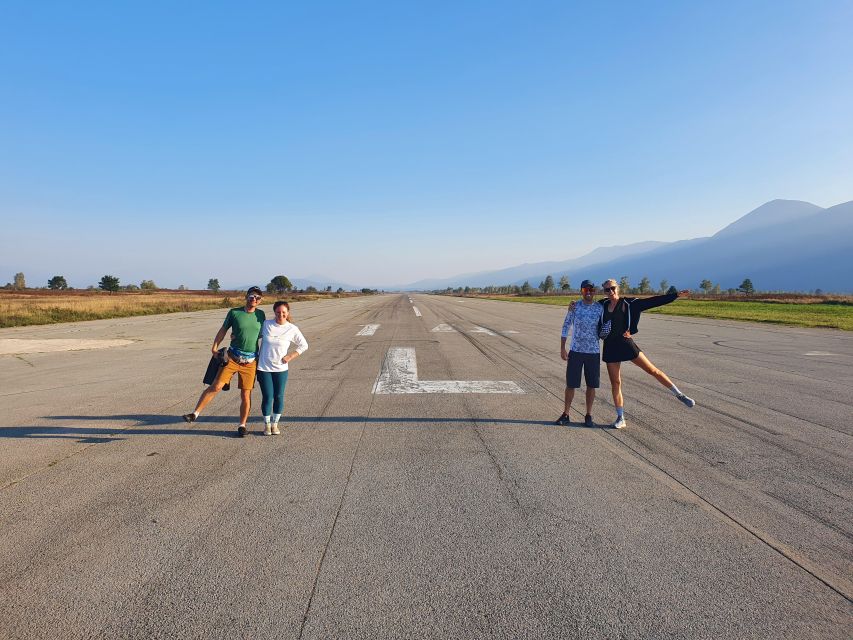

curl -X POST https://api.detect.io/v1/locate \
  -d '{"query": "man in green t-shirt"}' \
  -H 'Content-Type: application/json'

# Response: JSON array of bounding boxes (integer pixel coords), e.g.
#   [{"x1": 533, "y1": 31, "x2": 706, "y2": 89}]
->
[{"x1": 182, "y1": 286, "x2": 266, "y2": 436}]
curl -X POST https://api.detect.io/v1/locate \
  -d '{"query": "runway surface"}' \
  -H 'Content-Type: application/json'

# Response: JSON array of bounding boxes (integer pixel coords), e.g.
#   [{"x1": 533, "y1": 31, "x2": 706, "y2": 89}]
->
[{"x1": 1, "y1": 293, "x2": 851, "y2": 639}]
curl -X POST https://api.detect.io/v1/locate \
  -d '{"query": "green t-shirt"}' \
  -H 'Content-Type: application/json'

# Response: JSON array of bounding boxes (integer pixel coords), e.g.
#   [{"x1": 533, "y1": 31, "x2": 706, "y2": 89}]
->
[{"x1": 222, "y1": 307, "x2": 266, "y2": 354}]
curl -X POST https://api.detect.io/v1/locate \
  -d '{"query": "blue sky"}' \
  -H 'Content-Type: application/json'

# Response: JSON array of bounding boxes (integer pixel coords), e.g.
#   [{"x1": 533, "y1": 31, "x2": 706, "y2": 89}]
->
[{"x1": 1, "y1": 0, "x2": 851, "y2": 288}]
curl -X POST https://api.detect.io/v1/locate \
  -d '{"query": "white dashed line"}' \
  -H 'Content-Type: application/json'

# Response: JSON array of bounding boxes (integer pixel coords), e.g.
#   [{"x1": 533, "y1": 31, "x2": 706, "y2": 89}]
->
[
  {"x1": 470, "y1": 326, "x2": 496, "y2": 336},
  {"x1": 413, "y1": 306, "x2": 422, "y2": 317},
  {"x1": 356, "y1": 324, "x2": 381, "y2": 336}
]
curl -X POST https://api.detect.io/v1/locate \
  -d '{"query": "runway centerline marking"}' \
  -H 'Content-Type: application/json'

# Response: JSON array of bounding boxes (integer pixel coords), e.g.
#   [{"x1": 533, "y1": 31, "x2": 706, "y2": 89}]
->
[
  {"x1": 803, "y1": 351, "x2": 838, "y2": 356},
  {"x1": 412, "y1": 306, "x2": 422, "y2": 317},
  {"x1": 431, "y1": 324, "x2": 456, "y2": 332},
  {"x1": 356, "y1": 324, "x2": 381, "y2": 336},
  {"x1": 372, "y1": 347, "x2": 524, "y2": 394}
]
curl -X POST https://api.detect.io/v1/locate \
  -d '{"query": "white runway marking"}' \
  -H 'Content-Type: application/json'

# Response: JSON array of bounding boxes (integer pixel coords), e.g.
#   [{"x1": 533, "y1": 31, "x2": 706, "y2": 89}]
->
[
  {"x1": 372, "y1": 347, "x2": 524, "y2": 394},
  {"x1": 413, "y1": 306, "x2": 422, "y2": 317},
  {"x1": 499, "y1": 330, "x2": 520, "y2": 335},
  {"x1": 356, "y1": 324, "x2": 381, "y2": 336},
  {"x1": 470, "y1": 325, "x2": 496, "y2": 336},
  {"x1": 0, "y1": 338, "x2": 134, "y2": 355},
  {"x1": 804, "y1": 351, "x2": 838, "y2": 356},
  {"x1": 431, "y1": 324, "x2": 456, "y2": 332}
]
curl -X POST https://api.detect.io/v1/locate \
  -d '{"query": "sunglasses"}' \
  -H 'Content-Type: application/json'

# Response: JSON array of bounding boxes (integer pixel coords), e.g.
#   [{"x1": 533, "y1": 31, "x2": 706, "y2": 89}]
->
[
  {"x1": 247, "y1": 295, "x2": 262, "y2": 300},
  {"x1": 603, "y1": 286, "x2": 617, "y2": 293},
  {"x1": 581, "y1": 287, "x2": 596, "y2": 293}
]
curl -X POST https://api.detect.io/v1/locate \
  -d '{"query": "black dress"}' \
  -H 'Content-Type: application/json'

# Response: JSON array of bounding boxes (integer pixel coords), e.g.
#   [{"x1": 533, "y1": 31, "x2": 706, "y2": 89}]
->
[
  {"x1": 602, "y1": 299, "x2": 641, "y2": 363},
  {"x1": 600, "y1": 293, "x2": 678, "y2": 363}
]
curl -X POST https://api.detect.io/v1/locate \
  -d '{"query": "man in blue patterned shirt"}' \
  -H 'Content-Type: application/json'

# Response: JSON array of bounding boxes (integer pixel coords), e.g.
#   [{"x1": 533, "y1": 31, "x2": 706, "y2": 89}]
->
[{"x1": 556, "y1": 279, "x2": 604, "y2": 427}]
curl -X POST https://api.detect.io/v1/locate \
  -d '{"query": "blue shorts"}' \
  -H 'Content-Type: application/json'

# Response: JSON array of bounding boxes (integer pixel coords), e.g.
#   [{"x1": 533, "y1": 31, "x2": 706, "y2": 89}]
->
[{"x1": 566, "y1": 351, "x2": 600, "y2": 389}]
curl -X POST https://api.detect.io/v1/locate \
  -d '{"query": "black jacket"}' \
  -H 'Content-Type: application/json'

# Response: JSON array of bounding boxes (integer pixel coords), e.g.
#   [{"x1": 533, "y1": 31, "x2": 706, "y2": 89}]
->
[
  {"x1": 202, "y1": 347, "x2": 230, "y2": 390},
  {"x1": 600, "y1": 292, "x2": 677, "y2": 336}
]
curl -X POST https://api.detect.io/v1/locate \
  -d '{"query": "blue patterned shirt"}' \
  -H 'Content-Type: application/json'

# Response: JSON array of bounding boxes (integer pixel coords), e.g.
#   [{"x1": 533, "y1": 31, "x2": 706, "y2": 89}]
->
[{"x1": 561, "y1": 299, "x2": 603, "y2": 354}]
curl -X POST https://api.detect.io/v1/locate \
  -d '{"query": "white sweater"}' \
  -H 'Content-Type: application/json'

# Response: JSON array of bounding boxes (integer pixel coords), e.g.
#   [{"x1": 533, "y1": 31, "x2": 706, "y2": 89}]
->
[{"x1": 257, "y1": 320, "x2": 308, "y2": 372}]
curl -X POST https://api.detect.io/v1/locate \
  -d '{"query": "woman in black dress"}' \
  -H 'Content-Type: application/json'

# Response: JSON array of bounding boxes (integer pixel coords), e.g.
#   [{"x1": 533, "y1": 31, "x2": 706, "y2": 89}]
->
[{"x1": 599, "y1": 279, "x2": 695, "y2": 429}]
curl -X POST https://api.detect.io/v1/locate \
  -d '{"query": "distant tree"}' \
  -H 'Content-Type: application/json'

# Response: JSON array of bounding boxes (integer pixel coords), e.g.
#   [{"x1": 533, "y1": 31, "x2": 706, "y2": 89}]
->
[
  {"x1": 47, "y1": 275, "x2": 68, "y2": 290},
  {"x1": 325, "y1": 285, "x2": 332, "y2": 292},
  {"x1": 559, "y1": 275, "x2": 570, "y2": 291},
  {"x1": 361, "y1": 287, "x2": 374, "y2": 294},
  {"x1": 13, "y1": 272, "x2": 26, "y2": 289},
  {"x1": 464, "y1": 286, "x2": 471, "y2": 294},
  {"x1": 140, "y1": 280, "x2": 158, "y2": 290},
  {"x1": 521, "y1": 280, "x2": 532, "y2": 295},
  {"x1": 207, "y1": 278, "x2": 221, "y2": 293},
  {"x1": 659, "y1": 279, "x2": 668, "y2": 294},
  {"x1": 738, "y1": 278, "x2": 755, "y2": 295},
  {"x1": 306, "y1": 285, "x2": 318, "y2": 293},
  {"x1": 267, "y1": 275, "x2": 293, "y2": 294},
  {"x1": 638, "y1": 276, "x2": 651, "y2": 294},
  {"x1": 541, "y1": 275, "x2": 555, "y2": 293},
  {"x1": 712, "y1": 283, "x2": 721, "y2": 294},
  {"x1": 125, "y1": 283, "x2": 139, "y2": 291},
  {"x1": 178, "y1": 284, "x2": 187, "y2": 290},
  {"x1": 336, "y1": 287, "x2": 344, "y2": 294},
  {"x1": 99, "y1": 275, "x2": 121, "y2": 292},
  {"x1": 699, "y1": 279, "x2": 713, "y2": 294},
  {"x1": 666, "y1": 285, "x2": 678, "y2": 295},
  {"x1": 815, "y1": 288, "x2": 823, "y2": 296},
  {"x1": 619, "y1": 276, "x2": 631, "y2": 293}
]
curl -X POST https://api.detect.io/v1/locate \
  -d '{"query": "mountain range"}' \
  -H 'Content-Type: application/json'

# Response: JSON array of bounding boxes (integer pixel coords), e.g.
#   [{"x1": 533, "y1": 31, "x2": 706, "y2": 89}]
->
[{"x1": 390, "y1": 199, "x2": 853, "y2": 293}]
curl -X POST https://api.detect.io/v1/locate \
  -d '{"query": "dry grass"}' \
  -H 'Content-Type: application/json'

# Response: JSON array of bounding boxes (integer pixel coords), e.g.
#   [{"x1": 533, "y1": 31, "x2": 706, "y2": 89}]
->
[{"x1": 0, "y1": 290, "x2": 361, "y2": 328}]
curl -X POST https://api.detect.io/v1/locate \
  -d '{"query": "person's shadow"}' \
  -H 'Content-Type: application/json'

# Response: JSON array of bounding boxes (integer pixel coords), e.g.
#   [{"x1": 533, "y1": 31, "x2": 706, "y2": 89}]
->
[{"x1": 0, "y1": 415, "x2": 594, "y2": 442}]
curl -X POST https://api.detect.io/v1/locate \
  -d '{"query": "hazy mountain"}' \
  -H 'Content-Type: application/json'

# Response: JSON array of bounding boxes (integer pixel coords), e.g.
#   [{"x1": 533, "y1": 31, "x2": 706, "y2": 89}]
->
[
  {"x1": 398, "y1": 241, "x2": 667, "y2": 290},
  {"x1": 397, "y1": 199, "x2": 853, "y2": 293},
  {"x1": 713, "y1": 199, "x2": 824, "y2": 238},
  {"x1": 538, "y1": 200, "x2": 853, "y2": 293}
]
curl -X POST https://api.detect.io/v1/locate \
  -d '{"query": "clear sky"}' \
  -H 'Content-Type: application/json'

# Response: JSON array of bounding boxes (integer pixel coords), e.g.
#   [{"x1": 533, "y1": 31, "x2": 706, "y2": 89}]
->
[{"x1": 2, "y1": 0, "x2": 851, "y2": 289}]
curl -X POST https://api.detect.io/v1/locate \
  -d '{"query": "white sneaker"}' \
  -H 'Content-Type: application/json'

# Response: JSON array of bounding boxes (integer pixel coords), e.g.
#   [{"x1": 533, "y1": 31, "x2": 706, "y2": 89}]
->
[
  {"x1": 271, "y1": 422, "x2": 281, "y2": 436},
  {"x1": 676, "y1": 393, "x2": 696, "y2": 408},
  {"x1": 263, "y1": 423, "x2": 272, "y2": 436},
  {"x1": 612, "y1": 416, "x2": 627, "y2": 429}
]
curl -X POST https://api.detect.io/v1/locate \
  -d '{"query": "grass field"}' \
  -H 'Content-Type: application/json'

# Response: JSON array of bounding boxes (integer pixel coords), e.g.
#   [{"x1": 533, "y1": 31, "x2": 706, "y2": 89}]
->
[
  {"x1": 0, "y1": 290, "x2": 358, "y2": 328},
  {"x1": 477, "y1": 295, "x2": 853, "y2": 331}
]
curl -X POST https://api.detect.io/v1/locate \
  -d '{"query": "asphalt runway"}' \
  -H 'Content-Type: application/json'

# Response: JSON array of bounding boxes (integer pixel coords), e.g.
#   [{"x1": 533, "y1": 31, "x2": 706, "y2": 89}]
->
[{"x1": 1, "y1": 293, "x2": 851, "y2": 639}]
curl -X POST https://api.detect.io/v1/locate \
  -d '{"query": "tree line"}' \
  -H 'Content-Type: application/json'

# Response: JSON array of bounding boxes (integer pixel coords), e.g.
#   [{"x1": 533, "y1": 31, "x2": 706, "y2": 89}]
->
[
  {"x1": 3, "y1": 272, "x2": 368, "y2": 295},
  {"x1": 437, "y1": 275, "x2": 762, "y2": 296}
]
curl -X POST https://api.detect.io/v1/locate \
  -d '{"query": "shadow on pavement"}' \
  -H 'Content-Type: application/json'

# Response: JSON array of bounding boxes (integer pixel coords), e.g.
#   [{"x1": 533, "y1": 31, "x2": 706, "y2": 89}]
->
[{"x1": 0, "y1": 414, "x2": 598, "y2": 440}]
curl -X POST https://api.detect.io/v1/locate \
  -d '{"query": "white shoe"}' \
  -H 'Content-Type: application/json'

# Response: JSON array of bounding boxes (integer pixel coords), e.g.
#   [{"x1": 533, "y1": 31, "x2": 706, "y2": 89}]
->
[
  {"x1": 271, "y1": 422, "x2": 281, "y2": 436},
  {"x1": 612, "y1": 416, "x2": 627, "y2": 429},
  {"x1": 263, "y1": 423, "x2": 272, "y2": 436},
  {"x1": 676, "y1": 393, "x2": 696, "y2": 408}
]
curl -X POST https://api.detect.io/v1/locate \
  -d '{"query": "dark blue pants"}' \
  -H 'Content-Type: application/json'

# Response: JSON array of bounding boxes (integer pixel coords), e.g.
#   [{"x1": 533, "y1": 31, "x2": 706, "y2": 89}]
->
[{"x1": 257, "y1": 370, "x2": 289, "y2": 416}]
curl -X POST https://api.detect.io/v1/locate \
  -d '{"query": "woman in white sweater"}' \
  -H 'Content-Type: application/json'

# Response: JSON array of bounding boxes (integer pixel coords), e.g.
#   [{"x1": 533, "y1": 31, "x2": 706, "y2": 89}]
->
[{"x1": 256, "y1": 301, "x2": 308, "y2": 435}]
